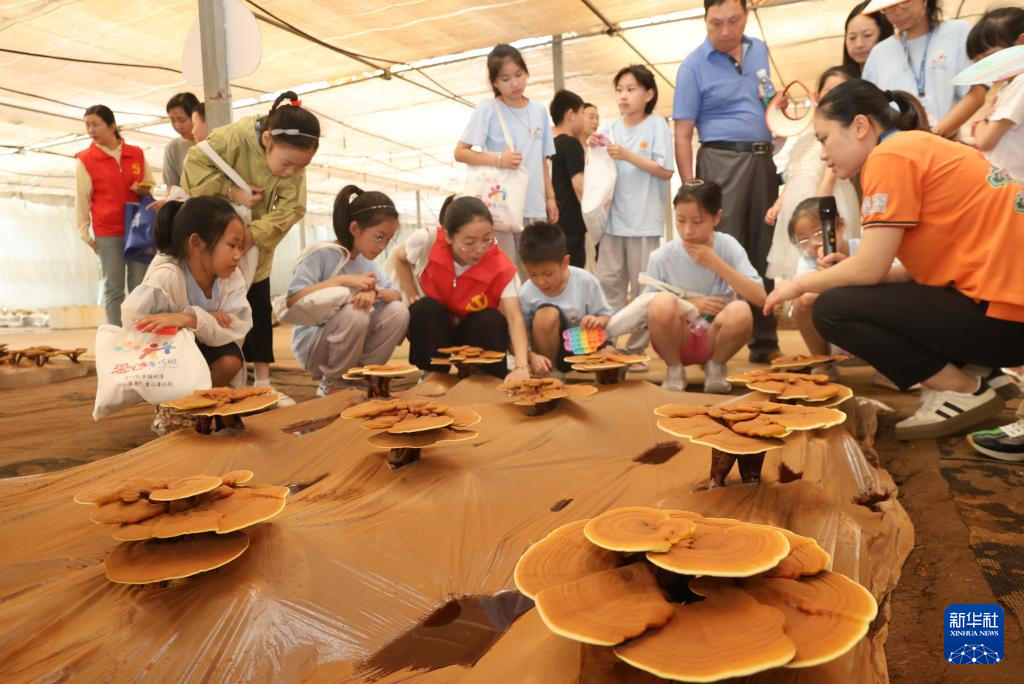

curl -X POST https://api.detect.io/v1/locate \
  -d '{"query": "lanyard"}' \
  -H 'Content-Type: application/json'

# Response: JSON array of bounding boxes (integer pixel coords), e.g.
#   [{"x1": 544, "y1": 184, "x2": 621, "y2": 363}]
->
[{"x1": 900, "y1": 30, "x2": 933, "y2": 97}]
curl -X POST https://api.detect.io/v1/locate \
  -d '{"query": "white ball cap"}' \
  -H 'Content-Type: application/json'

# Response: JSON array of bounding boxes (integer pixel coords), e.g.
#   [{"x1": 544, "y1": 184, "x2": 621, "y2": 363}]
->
[{"x1": 861, "y1": 0, "x2": 901, "y2": 13}]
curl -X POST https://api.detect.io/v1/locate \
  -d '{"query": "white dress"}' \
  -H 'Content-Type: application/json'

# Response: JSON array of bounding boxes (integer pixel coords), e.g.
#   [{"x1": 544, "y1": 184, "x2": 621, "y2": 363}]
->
[{"x1": 767, "y1": 130, "x2": 862, "y2": 280}]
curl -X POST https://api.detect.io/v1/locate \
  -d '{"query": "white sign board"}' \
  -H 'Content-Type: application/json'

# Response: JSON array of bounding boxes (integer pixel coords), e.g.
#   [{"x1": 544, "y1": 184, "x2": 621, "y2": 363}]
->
[{"x1": 183, "y1": 0, "x2": 262, "y2": 86}]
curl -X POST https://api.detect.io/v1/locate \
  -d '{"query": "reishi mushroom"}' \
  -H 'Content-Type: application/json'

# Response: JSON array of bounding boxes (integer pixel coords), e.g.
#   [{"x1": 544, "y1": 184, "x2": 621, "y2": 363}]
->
[
  {"x1": 513, "y1": 519, "x2": 620, "y2": 599},
  {"x1": 583, "y1": 507, "x2": 697, "y2": 553}
]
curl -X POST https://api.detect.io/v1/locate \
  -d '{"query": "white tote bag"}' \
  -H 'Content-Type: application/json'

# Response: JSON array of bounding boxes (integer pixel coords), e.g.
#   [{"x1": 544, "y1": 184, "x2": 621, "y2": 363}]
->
[
  {"x1": 197, "y1": 140, "x2": 254, "y2": 225},
  {"x1": 581, "y1": 140, "x2": 617, "y2": 244},
  {"x1": 272, "y1": 243, "x2": 352, "y2": 327},
  {"x1": 93, "y1": 325, "x2": 212, "y2": 420},
  {"x1": 462, "y1": 101, "x2": 530, "y2": 233}
]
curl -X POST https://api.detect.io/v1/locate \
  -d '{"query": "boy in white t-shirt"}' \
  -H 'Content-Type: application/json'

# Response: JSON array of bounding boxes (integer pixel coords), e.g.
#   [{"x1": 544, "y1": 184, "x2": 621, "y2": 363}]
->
[
  {"x1": 644, "y1": 180, "x2": 765, "y2": 393},
  {"x1": 967, "y1": 8, "x2": 1024, "y2": 182},
  {"x1": 518, "y1": 222, "x2": 612, "y2": 376}
]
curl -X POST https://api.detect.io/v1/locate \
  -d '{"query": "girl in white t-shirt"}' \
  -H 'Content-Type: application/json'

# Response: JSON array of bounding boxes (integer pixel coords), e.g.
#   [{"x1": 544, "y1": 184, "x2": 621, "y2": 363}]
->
[
  {"x1": 967, "y1": 7, "x2": 1024, "y2": 182},
  {"x1": 454, "y1": 44, "x2": 557, "y2": 277}
]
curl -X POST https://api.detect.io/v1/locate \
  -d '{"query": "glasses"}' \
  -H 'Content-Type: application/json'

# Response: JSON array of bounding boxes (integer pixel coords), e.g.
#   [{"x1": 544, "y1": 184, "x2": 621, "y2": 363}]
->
[
  {"x1": 796, "y1": 230, "x2": 823, "y2": 248},
  {"x1": 454, "y1": 236, "x2": 498, "y2": 253}
]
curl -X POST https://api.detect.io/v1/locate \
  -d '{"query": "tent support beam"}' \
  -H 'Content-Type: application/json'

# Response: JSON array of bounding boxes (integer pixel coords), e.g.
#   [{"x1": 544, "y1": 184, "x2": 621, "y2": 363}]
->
[
  {"x1": 198, "y1": 0, "x2": 233, "y2": 129},
  {"x1": 552, "y1": 34, "x2": 565, "y2": 92}
]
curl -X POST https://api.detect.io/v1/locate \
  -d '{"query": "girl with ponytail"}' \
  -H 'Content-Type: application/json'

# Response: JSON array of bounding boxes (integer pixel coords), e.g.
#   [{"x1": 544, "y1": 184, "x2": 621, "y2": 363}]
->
[
  {"x1": 180, "y1": 91, "x2": 321, "y2": 402},
  {"x1": 762, "y1": 78, "x2": 1024, "y2": 443},
  {"x1": 286, "y1": 185, "x2": 409, "y2": 396},
  {"x1": 121, "y1": 196, "x2": 253, "y2": 390}
]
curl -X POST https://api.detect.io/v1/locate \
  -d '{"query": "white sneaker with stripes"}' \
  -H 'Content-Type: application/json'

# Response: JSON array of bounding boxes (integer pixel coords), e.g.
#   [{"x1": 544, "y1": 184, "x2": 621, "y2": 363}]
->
[{"x1": 894, "y1": 381, "x2": 1003, "y2": 441}]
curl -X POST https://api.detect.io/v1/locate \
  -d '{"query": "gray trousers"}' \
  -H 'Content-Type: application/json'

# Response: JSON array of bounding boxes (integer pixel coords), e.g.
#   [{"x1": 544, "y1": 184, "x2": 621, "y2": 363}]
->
[
  {"x1": 696, "y1": 146, "x2": 780, "y2": 353},
  {"x1": 304, "y1": 300, "x2": 410, "y2": 380},
  {"x1": 96, "y1": 235, "x2": 147, "y2": 327},
  {"x1": 597, "y1": 234, "x2": 660, "y2": 354},
  {"x1": 496, "y1": 217, "x2": 545, "y2": 282}
]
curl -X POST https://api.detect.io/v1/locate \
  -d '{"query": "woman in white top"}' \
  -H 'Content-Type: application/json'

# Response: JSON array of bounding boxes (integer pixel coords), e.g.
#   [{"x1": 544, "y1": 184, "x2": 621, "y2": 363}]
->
[{"x1": 861, "y1": 0, "x2": 986, "y2": 137}]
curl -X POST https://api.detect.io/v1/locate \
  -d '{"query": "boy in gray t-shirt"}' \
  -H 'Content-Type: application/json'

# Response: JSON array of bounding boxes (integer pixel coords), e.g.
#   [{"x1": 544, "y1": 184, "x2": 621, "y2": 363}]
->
[{"x1": 518, "y1": 222, "x2": 612, "y2": 376}]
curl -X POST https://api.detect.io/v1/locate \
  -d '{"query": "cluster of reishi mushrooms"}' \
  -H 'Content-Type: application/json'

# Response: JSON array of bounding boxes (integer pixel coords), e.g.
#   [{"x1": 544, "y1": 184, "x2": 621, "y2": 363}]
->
[
  {"x1": 341, "y1": 363, "x2": 419, "y2": 398},
  {"x1": 497, "y1": 377, "x2": 598, "y2": 415},
  {"x1": 727, "y1": 370, "x2": 854, "y2": 407},
  {"x1": 769, "y1": 354, "x2": 848, "y2": 372},
  {"x1": 0, "y1": 344, "x2": 87, "y2": 367},
  {"x1": 565, "y1": 352, "x2": 650, "y2": 385},
  {"x1": 430, "y1": 345, "x2": 506, "y2": 378},
  {"x1": 655, "y1": 400, "x2": 846, "y2": 487},
  {"x1": 514, "y1": 507, "x2": 877, "y2": 681},
  {"x1": 74, "y1": 470, "x2": 288, "y2": 584},
  {"x1": 161, "y1": 386, "x2": 280, "y2": 434},
  {"x1": 341, "y1": 398, "x2": 481, "y2": 468}
]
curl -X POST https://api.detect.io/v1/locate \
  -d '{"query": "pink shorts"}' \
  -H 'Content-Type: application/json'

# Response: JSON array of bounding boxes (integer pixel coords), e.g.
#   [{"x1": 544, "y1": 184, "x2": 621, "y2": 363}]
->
[
  {"x1": 679, "y1": 322, "x2": 713, "y2": 365},
  {"x1": 652, "y1": 319, "x2": 713, "y2": 366}
]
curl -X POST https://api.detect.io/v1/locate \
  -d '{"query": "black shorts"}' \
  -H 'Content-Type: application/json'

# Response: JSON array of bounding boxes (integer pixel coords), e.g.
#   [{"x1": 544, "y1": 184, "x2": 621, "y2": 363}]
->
[
  {"x1": 197, "y1": 341, "x2": 244, "y2": 366},
  {"x1": 533, "y1": 304, "x2": 573, "y2": 372},
  {"x1": 242, "y1": 278, "x2": 274, "y2": 363}
]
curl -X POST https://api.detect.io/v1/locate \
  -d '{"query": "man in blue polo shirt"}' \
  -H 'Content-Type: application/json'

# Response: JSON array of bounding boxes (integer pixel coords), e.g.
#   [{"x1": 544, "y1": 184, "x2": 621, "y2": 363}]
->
[{"x1": 672, "y1": 0, "x2": 781, "y2": 363}]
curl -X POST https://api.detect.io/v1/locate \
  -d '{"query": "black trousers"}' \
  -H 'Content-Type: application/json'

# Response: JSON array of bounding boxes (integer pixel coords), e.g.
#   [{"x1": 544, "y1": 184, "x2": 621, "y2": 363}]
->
[
  {"x1": 242, "y1": 277, "x2": 274, "y2": 363},
  {"x1": 813, "y1": 282, "x2": 1024, "y2": 390},
  {"x1": 697, "y1": 146, "x2": 781, "y2": 353},
  {"x1": 408, "y1": 297, "x2": 509, "y2": 379},
  {"x1": 564, "y1": 230, "x2": 587, "y2": 269}
]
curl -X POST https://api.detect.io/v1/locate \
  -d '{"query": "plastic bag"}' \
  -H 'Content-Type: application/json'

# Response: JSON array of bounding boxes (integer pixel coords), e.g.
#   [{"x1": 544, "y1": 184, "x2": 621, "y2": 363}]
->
[
  {"x1": 581, "y1": 143, "x2": 616, "y2": 244},
  {"x1": 92, "y1": 324, "x2": 211, "y2": 420},
  {"x1": 123, "y1": 199, "x2": 157, "y2": 264}
]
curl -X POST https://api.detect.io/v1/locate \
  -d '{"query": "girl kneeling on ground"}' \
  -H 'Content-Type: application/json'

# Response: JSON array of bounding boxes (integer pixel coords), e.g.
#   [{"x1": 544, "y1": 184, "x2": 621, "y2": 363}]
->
[
  {"x1": 391, "y1": 196, "x2": 531, "y2": 382},
  {"x1": 287, "y1": 186, "x2": 409, "y2": 397}
]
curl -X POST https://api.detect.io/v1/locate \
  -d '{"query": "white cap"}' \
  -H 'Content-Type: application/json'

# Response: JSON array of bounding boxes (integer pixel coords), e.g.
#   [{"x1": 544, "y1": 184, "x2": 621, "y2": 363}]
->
[{"x1": 861, "y1": 0, "x2": 901, "y2": 13}]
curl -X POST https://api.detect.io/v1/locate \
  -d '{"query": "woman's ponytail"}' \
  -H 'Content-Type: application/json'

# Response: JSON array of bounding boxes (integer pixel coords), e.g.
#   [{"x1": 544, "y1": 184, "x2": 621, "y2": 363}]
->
[
  {"x1": 155, "y1": 201, "x2": 184, "y2": 254},
  {"x1": 818, "y1": 79, "x2": 925, "y2": 133}
]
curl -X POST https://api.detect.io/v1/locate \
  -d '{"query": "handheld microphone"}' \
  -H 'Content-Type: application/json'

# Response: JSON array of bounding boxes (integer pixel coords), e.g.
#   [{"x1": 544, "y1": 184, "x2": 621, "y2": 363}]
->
[{"x1": 819, "y1": 196, "x2": 838, "y2": 257}]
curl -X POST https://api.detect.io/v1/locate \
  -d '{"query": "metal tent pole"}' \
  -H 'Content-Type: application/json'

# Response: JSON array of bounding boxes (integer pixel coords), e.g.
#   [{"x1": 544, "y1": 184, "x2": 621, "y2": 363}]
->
[{"x1": 198, "y1": 0, "x2": 233, "y2": 129}]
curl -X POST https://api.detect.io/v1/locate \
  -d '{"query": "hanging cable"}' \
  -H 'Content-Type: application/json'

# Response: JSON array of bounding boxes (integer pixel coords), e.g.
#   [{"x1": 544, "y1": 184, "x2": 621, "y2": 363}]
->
[
  {"x1": 0, "y1": 87, "x2": 163, "y2": 118},
  {"x1": 245, "y1": 1, "x2": 474, "y2": 108},
  {"x1": 577, "y1": 0, "x2": 675, "y2": 90}
]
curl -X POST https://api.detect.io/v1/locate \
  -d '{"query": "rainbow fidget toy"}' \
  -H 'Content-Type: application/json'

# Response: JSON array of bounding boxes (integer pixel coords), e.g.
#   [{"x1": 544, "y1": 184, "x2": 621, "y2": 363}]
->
[{"x1": 562, "y1": 327, "x2": 606, "y2": 354}]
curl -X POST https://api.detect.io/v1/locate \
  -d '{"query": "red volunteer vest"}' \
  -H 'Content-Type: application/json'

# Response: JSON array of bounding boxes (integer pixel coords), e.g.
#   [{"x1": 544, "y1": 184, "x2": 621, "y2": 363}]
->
[
  {"x1": 75, "y1": 142, "x2": 145, "y2": 236},
  {"x1": 419, "y1": 227, "x2": 516, "y2": 320}
]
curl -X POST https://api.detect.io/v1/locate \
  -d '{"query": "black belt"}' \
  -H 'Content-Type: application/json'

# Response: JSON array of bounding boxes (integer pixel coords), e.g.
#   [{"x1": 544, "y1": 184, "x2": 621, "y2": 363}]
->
[{"x1": 702, "y1": 140, "x2": 772, "y2": 154}]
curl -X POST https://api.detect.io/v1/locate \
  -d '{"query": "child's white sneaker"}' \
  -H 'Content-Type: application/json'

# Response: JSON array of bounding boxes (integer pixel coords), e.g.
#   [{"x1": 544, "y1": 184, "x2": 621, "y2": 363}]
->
[
  {"x1": 662, "y1": 365, "x2": 687, "y2": 392},
  {"x1": 703, "y1": 361, "x2": 732, "y2": 394}
]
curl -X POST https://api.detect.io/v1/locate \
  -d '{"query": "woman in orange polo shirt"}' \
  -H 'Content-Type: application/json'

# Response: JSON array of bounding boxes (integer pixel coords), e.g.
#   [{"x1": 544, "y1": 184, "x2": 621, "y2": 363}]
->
[{"x1": 764, "y1": 79, "x2": 1024, "y2": 441}]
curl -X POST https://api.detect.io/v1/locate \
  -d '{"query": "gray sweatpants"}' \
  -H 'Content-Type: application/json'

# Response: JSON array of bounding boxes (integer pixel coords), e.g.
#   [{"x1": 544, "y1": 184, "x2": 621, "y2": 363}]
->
[
  {"x1": 303, "y1": 300, "x2": 410, "y2": 380},
  {"x1": 597, "y1": 234, "x2": 660, "y2": 354},
  {"x1": 96, "y1": 235, "x2": 148, "y2": 327},
  {"x1": 696, "y1": 146, "x2": 780, "y2": 353}
]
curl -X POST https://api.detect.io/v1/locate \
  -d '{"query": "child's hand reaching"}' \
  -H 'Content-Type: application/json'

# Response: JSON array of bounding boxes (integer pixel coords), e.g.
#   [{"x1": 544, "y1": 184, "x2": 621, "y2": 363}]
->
[
  {"x1": 528, "y1": 351, "x2": 552, "y2": 375},
  {"x1": 209, "y1": 311, "x2": 233, "y2": 328},
  {"x1": 606, "y1": 144, "x2": 632, "y2": 162},
  {"x1": 229, "y1": 186, "x2": 264, "y2": 208},
  {"x1": 134, "y1": 312, "x2": 196, "y2": 333},
  {"x1": 688, "y1": 296, "x2": 727, "y2": 317},
  {"x1": 579, "y1": 315, "x2": 608, "y2": 330},
  {"x1": 337, "y1": 272, "x2": 377, "y2": 291},
  {"x1": 350, "y1": 290, "x2": 377, "y2": 311}
]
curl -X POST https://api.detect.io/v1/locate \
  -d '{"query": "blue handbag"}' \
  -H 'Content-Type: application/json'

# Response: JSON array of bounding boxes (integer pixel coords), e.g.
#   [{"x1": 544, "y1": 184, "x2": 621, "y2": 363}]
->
[{"x1": 124, "y1": 197, "x2": 157, "y2": 264}]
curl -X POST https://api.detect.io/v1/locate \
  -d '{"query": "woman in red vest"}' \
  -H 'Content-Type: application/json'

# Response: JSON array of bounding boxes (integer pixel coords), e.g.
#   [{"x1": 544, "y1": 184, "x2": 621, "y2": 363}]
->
[
  {"x1": 75, "y1": 105, "x2": 154, "y2": 326},
  {"x1": 392, "y1": 196, "x2": 531, "y2": 381}
]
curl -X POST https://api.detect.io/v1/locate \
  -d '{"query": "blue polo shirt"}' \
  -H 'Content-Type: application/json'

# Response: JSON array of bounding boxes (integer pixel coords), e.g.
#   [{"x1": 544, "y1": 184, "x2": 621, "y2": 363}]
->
[{"x1": 672, "y1": 36, "x2": 772, "y2": 143}]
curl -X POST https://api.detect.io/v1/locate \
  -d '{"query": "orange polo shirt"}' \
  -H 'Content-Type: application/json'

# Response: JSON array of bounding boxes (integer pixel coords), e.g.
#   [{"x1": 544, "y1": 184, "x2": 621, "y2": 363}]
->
[{"x1": 860, "y1": 130, "x2": 1024, "y2": 322}]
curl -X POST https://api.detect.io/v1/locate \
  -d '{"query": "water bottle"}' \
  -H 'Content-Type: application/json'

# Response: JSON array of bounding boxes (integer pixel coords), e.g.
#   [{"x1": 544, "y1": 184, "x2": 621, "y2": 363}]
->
[{"x1": 757, "y1": 68, "x2": 776, "y2": 109}]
